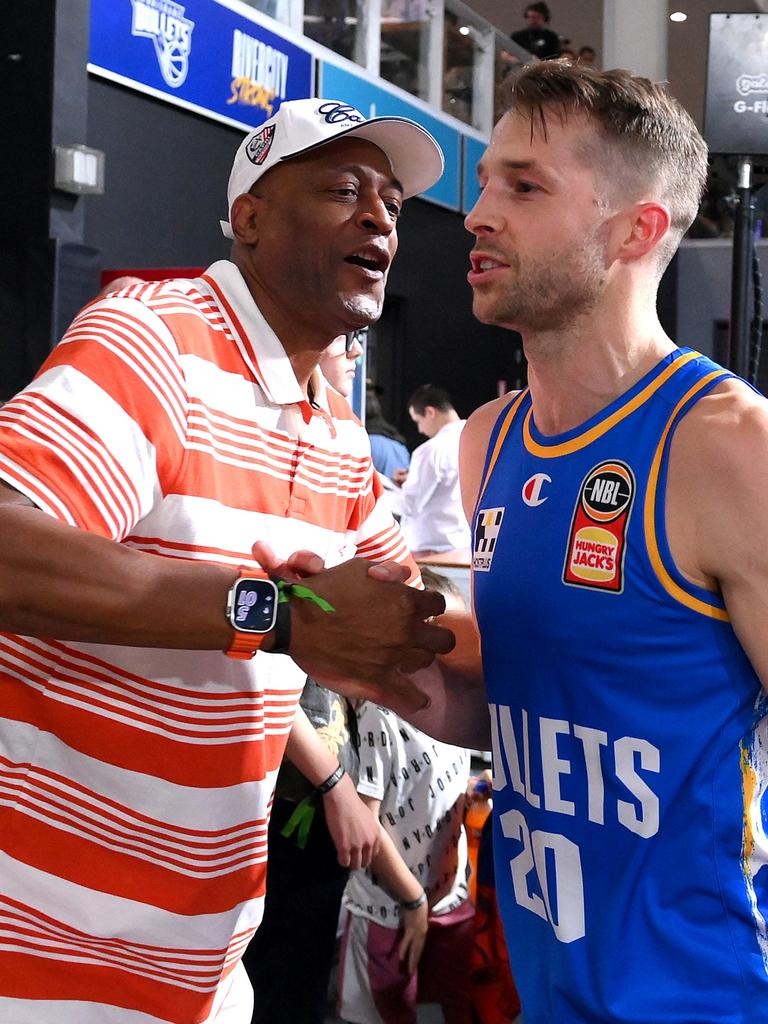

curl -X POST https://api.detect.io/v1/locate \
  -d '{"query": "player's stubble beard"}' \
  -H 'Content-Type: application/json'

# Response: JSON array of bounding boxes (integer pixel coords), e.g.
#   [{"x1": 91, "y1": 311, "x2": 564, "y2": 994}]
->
[{"x1": 477, "y1": 230, "x2": 609, "y2": 337}]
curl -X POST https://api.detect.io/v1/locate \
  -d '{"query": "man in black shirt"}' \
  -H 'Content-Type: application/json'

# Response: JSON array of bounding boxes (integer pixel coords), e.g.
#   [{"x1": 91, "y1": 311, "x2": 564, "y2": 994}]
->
[{"x1": 511, "y1": 2, "x2": 561, "y2": 60}]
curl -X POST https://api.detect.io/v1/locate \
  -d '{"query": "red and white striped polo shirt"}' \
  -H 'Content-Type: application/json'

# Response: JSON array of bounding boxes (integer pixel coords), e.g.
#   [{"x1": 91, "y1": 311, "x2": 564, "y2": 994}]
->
[{"x1": 0, "y1": 261, "x2": 415, "y2": 1024}]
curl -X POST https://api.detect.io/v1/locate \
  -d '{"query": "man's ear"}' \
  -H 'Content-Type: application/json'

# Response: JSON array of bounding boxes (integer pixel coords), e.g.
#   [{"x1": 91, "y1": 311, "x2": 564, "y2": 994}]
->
[
  {"x1": 615, "y1": 201, "x2": 672, "y2": 265},
  {"x1": 230, "y1": 192, "x2": 262, "y2": 244}
]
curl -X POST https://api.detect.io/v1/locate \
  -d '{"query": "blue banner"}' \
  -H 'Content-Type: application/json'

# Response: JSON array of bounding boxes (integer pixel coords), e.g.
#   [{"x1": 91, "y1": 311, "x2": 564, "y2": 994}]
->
[
  {"x1": 463, "y1": 135, "x2": 486, "y2": 214},
  {"x1": 88, "y1": 0, "x2": 314, "y2": 131},
  {"x1": 320, "y1": 62, "x2": 462, "y2": 211}
]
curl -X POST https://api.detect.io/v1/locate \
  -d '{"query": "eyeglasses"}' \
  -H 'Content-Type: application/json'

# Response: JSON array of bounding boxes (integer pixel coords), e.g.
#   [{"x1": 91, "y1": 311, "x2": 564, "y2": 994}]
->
[{"x1": 345, "y1": 331, "x2": 365, "y2": 354}]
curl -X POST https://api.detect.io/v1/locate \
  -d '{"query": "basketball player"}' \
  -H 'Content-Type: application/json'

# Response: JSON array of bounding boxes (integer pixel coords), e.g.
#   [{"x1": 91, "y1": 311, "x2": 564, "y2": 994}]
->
[{"x1": 450, "y1": 60, "x2": 768, "y2": 1023}]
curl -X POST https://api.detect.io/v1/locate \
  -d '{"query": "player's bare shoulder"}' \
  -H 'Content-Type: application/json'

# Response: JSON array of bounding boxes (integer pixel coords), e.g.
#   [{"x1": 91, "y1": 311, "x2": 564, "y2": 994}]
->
[
  {"x1": 460, "y1": 391, "x2": 522, "y2": 522},
  {"x1": 667, "y1": 376, "x2": 768, "y2": 584},
  {"x1": 671, "y1": 376, "x2": 768, "y2": 482}
]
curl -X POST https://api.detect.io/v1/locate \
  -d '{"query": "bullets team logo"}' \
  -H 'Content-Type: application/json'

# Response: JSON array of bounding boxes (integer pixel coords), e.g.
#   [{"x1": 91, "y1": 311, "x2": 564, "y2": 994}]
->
[
  {"x1": 563, "y1": 461, "x2": 635, "y2": 593},
  {"x1": 473, "y1": 507, "x2": 504, "y2": 572},
  {"x1": 245, "y1": 124, "x2": 276, "y2": 165},
  {"x1": 131, "y1": 0, "x2": 194, "y2": 89}
]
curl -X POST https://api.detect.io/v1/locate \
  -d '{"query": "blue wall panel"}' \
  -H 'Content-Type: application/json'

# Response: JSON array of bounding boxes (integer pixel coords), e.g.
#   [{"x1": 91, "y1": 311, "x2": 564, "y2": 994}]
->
[{"x1": 462, "y1": 135, "x2": 486, "y2": 214}]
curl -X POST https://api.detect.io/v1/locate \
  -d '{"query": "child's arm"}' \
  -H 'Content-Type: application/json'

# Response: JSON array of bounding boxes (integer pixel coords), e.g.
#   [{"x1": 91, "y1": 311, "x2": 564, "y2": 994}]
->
[
  {"x1": 358, "y1": 794, "x2": 429, "y2": 974},
  {"x1": 284, "y1": 705, "x2": 380, "y2": 869}
]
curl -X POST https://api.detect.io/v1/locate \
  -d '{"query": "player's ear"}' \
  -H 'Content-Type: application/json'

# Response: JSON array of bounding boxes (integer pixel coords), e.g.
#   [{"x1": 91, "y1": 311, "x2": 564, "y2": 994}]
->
[
  {"x1": 615, "y1": 201, "x2": 671, "y2": 265},
  {"x1": 230, "y1": 192, "x2": 263, "y2": 244}
]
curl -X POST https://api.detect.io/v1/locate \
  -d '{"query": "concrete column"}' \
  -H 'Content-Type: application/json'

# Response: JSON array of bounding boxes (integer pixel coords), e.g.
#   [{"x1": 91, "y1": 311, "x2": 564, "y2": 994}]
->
[{"x1": 602, "y1": 0, "x2": 668, "y2": 81}]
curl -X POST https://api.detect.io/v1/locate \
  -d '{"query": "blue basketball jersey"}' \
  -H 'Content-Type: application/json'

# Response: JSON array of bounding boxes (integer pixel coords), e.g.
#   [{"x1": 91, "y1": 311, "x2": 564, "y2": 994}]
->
[{"x1": 472, "y1": 349, "x2": 768, "y2": 1023}]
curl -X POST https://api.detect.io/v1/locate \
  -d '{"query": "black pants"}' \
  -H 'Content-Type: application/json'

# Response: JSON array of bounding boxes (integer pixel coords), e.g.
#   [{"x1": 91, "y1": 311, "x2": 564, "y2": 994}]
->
[{"x1": 242, "y1": 797, "x2": 349, "y2": 1024}]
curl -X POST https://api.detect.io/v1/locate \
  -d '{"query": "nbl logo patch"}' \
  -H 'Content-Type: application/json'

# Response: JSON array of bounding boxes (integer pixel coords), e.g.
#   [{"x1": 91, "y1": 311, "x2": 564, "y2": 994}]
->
[
  {"x1": 473, "y1": 507, "x2": 504, "y2": 572},
  {"x1": 245, "y1": 124, "x2": 276, "y2": 165},
  {"x1": 563, "y1": 461, "x2": 635, "y2": 593}
]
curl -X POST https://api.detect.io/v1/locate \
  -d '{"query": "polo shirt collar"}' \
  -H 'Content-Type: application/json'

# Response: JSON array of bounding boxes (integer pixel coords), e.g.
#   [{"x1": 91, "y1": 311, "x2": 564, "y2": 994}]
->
[{"x1": 201, "y1": 259, "x2": 305, "y2": 407}]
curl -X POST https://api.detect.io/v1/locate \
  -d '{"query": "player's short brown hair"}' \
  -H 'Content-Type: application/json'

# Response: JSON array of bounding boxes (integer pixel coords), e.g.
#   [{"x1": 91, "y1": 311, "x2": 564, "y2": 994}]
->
[{"x1": 503, "y1": 62, "x2": 708, "y2": 267}]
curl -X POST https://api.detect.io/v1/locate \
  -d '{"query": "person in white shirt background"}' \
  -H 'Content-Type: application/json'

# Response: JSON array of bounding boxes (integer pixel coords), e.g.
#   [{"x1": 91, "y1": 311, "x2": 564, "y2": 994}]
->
[{"x1": 396, "y1": 385, "x2": 471, "y2": 560}]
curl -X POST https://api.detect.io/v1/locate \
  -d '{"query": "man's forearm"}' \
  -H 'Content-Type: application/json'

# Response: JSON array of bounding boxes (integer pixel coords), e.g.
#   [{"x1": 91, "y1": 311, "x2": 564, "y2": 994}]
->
[
  {"x1": 0, "y1": 501, "x2": 236, "y2": 649},
  {"x1": 0, "y1": 495, "x2": 455, "y2": 698}
]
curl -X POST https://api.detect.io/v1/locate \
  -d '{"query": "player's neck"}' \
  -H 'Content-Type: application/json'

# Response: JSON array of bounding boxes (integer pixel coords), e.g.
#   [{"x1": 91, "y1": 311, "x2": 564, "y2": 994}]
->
[{"x1": 523, "y1": 299, "x2": 675, "y2": 437}]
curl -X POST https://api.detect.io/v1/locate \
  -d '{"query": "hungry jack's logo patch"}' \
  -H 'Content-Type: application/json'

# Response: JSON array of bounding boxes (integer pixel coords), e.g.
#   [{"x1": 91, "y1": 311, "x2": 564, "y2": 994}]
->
[{"x1": 563, "y1": 461, "x2": 635, "y2": 593}]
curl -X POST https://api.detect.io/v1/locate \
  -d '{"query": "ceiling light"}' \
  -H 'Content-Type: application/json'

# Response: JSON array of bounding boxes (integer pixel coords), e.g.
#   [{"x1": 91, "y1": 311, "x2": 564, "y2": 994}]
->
[
  {"x1": 669, "y1": 11, "x2": 687, "y2": 22},
  {"x1": 459, "y1": 25, "x2": 470, "y2": 35}
]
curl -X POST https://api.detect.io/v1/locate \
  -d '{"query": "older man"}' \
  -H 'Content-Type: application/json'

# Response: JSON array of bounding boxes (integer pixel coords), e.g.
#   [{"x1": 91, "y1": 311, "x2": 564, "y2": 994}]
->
[{"x1": 0, "y1": 99, "x2": 450, "y2": 1023}]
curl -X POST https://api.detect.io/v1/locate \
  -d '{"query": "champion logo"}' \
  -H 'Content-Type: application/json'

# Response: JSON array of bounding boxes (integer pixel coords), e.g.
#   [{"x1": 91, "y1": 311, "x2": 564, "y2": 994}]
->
[{"x1": 522, "y1": 473, "x2": 551, "y2": 507}]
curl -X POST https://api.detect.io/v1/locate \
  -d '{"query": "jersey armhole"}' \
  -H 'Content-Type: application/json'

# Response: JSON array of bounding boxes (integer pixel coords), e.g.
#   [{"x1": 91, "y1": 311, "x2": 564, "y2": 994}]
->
[
  {"x1": 644, "y1": 370, "x2": 734, "y2": 620},
  {"x1": 473, "y1": 391, "x2": 528, "y2": 520}
]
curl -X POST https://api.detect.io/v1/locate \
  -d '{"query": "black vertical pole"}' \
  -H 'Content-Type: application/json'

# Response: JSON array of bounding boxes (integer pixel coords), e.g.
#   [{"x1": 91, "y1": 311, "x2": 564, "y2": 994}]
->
[{"x1": 728, "y1": 157, "x2": 754, "y2": 378}]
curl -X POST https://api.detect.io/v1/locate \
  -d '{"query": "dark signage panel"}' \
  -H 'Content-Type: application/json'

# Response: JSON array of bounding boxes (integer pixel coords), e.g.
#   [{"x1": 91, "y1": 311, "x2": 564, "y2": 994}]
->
[{"x1": 705, "y1": 13, "x2": 768, "y2": 155}]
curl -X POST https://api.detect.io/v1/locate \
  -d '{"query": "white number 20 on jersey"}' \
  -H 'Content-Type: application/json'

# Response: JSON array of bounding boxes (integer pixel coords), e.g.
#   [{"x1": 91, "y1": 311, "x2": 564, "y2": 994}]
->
[{"x1": 500, "y1": 808, "x2": 586, "y2": 944}]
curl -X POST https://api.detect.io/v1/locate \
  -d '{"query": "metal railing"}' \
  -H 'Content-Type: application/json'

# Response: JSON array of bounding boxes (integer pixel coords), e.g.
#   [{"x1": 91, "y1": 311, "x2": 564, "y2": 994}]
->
[{"x1": 240, "y1": 0, "x2": 531, "y2": 136}]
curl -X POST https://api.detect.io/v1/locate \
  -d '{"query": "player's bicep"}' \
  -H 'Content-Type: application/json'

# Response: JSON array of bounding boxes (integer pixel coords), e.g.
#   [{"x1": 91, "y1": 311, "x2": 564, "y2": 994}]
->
[{"x1": 683, "y1": 392, "x2": 768, "y2": 694}]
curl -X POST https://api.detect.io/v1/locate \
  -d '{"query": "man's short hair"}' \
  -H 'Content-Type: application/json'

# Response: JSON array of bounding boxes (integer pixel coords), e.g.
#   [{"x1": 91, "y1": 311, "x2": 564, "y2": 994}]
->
[
  {"x1": 525, "y1": 2, "x2": 551, "y2": 22},
  {"x1": 578, "y1": 46, "x2": 596, "y2": 57},
  {"x1": 502, "y1": 61, "x2": 708, "y2": 270},
  {"x1": 408, "y1": 384, "x2": 455, "y2": 415}
]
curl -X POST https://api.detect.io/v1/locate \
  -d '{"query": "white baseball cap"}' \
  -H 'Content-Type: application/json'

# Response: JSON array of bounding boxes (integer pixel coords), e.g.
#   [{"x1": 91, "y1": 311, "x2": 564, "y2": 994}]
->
[{"x1": 220, "y1": 98, "x2": 445, "y2": 239}]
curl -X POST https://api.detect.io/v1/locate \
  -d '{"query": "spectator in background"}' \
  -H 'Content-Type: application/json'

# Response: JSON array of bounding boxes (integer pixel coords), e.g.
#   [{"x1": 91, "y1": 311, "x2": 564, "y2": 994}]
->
[
  {"x1": 511, "y1": 2, "x2": 561, "y2": 61},
  {"x1": 366, "y1": 385, "x2": 411, "y2": 481},
  {"x1": 577, "y1": 44, "x2": 597, "y2": 65},
  {"x1": 397, "y1": 385, "x2": 471, "y2": 559},
  {"x1": 320, "y1": 332, "x2": 365, "y2": 397},
  {"x1": 338, "y1": 568, "x2": 474, "y2": 1024}
]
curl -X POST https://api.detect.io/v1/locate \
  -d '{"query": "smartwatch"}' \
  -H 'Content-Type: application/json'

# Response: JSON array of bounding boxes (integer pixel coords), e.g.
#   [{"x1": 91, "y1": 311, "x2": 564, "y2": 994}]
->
[{"x1": 225, "y1": 570, "x2": 280, "y2": 660}]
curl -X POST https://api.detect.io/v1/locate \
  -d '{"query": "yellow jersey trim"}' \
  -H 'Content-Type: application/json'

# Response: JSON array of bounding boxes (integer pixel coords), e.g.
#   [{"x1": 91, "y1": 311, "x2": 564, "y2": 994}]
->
[
  {"x1": 522, "y1": 351, "x2": 699, "y2": 458},
  {"x1": 476, "y1": 391, "x2": 528, "y2": 510},
  {"x1": 644, "y1": 370, "x2": 730, "y2": 621}
]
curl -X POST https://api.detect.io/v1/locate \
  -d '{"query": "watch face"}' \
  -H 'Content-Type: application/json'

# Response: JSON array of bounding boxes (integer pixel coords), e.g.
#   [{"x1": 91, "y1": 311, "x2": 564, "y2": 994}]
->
[{"x1": 231, "y1": 578, "x2": 278, "y2": 633}]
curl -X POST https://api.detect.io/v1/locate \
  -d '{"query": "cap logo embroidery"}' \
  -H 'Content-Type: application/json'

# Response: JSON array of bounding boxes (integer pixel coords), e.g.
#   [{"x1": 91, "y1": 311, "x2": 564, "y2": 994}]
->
[
  {"x1": 245, "y1": 124, "x2": 276, "y2": 165},
  {"x1": 317, "y1": 101, "x2": 365, "y2": 125}
]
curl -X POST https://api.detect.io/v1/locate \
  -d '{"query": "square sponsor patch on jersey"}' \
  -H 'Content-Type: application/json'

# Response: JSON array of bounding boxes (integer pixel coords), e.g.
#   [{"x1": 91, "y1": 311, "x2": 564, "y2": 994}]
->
[{"x1": 473, "y1": 507, "x2": 505, "y2": 572}]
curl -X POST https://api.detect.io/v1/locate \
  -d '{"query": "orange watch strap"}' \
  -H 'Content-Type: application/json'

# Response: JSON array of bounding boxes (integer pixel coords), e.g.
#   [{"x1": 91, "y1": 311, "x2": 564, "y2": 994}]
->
[{"x1": 224, "y1": 568, "x2": 274, "y2": 660}]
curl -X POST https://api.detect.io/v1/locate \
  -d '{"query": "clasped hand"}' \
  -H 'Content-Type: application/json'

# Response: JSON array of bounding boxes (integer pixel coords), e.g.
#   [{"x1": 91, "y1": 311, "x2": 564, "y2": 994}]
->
[{"x1": 252, "y1": 543, "x2": 455, "y2": 711}]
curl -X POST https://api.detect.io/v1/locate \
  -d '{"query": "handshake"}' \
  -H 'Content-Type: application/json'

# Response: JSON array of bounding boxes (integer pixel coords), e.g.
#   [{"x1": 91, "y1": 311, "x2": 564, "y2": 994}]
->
[{"x1": 251, "y1": 542, "x2": 457, "y2": 711}]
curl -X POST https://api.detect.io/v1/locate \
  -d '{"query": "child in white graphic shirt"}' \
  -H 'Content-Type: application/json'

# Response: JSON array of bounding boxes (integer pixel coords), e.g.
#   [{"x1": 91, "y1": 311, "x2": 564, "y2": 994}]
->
[{"x1": 338, "y1": 569, "x2": 474, "y2": 1024}]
